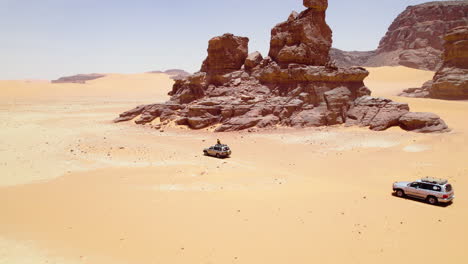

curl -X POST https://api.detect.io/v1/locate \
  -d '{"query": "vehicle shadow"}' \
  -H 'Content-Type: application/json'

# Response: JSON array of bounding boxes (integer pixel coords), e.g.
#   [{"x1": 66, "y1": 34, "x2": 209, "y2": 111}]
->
[
  {"x1": 203, "y1": 154, "x2": 231, "y2": 160},
  {"x1": 391, "y1": 193, "x2": 453, "y2": 207}
]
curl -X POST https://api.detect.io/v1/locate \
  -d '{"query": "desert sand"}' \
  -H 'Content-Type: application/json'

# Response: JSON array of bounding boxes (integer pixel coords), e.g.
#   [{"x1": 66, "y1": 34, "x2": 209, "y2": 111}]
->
[{"x1": 1, "y1": 67, "x2": 467, "y2": 264}]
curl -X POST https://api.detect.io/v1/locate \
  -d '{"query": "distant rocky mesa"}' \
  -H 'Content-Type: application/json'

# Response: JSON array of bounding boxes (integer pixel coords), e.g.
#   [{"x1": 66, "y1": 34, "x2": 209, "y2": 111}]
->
[
  {"x1": 148, "y1": 69, "x2": 191, "y2": 80},
  {"x1": 51, "y1": 73, "x2": 105, "y2": 84},
  {"x1": 400, "y1": 26, "x2": 468, "y2": 99},
  {"x1": 115, "y1": 0, "x2": 448, "y2": 133},
  {"x1": 332, "y1": 1, "x2": 468, "y2": 71}
]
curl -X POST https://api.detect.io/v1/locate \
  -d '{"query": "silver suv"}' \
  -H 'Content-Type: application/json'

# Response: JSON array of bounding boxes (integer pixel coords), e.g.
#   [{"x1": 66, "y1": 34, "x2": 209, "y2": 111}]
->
[
  {"x1": 393, "y1": 177, "x2": 454, "y2": 205},
  {"x1": 203, "y1": 144, "x2": 231, "y2": 158}
]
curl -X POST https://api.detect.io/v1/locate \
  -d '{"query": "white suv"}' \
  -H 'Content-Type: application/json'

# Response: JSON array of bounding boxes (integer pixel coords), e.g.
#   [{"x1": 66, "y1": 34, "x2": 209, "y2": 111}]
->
[
  {"x1": 393, "y1": 177, "x2": 454, "y2": 205},
  {"x1": 203, "y1": 144, "x2": 231, "y2": 158}
]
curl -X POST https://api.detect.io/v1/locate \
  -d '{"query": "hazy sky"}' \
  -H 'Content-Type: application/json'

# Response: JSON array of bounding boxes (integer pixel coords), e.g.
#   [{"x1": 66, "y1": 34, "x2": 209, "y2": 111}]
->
[{"x1": 1, "y1": 0, "x2": 440, "y2": 80}]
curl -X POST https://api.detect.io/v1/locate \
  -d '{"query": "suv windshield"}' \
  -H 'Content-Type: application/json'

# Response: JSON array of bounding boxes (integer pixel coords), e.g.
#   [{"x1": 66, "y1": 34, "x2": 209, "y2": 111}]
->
[{"x1": 445, "y1": 184, "x2": 453, "y2": 192}]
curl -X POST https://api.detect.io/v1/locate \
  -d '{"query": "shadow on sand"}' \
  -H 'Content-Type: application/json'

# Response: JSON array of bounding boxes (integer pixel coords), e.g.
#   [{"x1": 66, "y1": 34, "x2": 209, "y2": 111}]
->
[{"x1": 391, "y1": 193, "x2": 453, "y2": 207}]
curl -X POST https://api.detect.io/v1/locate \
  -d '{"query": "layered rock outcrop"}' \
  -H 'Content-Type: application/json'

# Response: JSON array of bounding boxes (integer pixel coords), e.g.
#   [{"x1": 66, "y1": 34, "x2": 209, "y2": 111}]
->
[
  {"x1": 431, "y1": 26, "x2": 468, "y2": 99},
  {"x1": 332, "y1": 1, "x2": 468, "y2": 71},
  {"x1": 400, "y1": 26, "x2": 468, "y2": 99},
  {"x1": 115, "y1": 0, "x2": 448, "y2": 133},
  {"x1": 269, "y1": 0, "x2": 331, "y2": 67},
  {"x1": 201, "y1": 34, "x2": 249, "y2": 85}
]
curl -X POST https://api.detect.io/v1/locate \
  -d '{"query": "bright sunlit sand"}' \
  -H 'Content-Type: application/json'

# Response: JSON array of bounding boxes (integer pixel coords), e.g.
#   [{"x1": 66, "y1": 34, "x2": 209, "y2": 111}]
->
[{"x1": 1, "y1": 66, "x2": 467, "y2": 264}]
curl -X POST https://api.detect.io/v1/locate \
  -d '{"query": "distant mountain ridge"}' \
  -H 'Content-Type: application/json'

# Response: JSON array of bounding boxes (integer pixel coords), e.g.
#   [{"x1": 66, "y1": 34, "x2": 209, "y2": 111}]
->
[
  {"x1": 148, "y1": 69, "x2": 191, "y2": 80},
  {"x1": 51, "y1": 69, "x2": 191, "y2": 84},
  {"x1": 51, "y1": 74, "x2": 105, "y2": 84},
  {"x1": 331, "y1": 1, "x2": 468, "y2": 70}
]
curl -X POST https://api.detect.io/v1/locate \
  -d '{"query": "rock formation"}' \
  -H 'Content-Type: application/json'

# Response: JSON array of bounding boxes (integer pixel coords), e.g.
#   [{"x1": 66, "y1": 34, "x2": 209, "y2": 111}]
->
[
  {"x1": 400, "y1": 26, "x2": 468, "y2": 99},
  {"x1": 399, "y1": 112, "x2": 448, "y2": 133},
  {"x1": 269, "y1": 0, "x2": 331, "y2": 67},
  {"x1": 200, "y1": 34, "x2": 249, "y2": 85},
  {"x1": 332, "y1": 1, "x2": 468, "y2": 71},
  {"x1": 51, "y1": 73, "x2": 105, "y2": 84},
  {"x1": 115, "y1": 0, "x2": 448, "y2": 133},
  {"x1": 149, "y1": 69, "x2": 191, "y2": 80},
  {"x1": 329, "y1": 49, "x2": 376, "y2": 68},
  {"x1": 431, "y1": 26, "x2": 468, "y2": 99}
]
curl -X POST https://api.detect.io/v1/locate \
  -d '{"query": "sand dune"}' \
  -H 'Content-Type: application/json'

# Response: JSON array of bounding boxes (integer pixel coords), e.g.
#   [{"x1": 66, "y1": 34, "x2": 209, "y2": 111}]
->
[
  {"x1": 0, "y1": 72, "x2": 172, "y2": 102},
  {"x1": 1, "y1": 66, "x2": 467, "y2": 264},
  {"x1": 365, "y1": 66, "x2": 434, "y2": 97}
]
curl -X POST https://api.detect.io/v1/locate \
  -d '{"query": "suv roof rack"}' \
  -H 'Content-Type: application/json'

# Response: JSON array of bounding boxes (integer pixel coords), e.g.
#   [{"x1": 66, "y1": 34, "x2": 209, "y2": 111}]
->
[{"x1": 421, "y1": 177, "x2": 448, "y2": 185}]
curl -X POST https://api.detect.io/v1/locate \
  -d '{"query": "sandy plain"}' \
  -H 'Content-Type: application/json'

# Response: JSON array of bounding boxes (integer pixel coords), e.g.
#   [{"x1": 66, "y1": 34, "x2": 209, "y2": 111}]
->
[{"x1": 0, "y1": 67, "x2": 467, "y2": 264}]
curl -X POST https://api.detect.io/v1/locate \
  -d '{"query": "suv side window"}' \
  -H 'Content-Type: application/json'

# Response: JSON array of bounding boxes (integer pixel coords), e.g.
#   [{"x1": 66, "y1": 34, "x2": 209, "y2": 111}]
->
[
  {"x1": 419, "y1": 183, "x2": 431, "y2": 190},
  {"x1": 410, "y1": 182, "x2": 420, "y2": 188},
  {"x1": 420, "y1": 183, "x2": 439, "y2": 191}
]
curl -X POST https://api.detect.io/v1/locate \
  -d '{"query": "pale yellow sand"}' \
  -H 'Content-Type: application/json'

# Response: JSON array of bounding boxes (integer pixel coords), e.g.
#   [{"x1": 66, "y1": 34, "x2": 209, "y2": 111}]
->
[
  {"x1": 0, "y1": 72, "x2": 172, "y2": 102},
  {"x1": 1, "y1": 67, "x2": 467, "y2": 264}
]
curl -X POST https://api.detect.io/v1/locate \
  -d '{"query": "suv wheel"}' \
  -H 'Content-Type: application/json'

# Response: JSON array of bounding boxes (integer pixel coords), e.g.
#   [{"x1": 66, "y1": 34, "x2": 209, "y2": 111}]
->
[
  {"x1": 427, "y1": 196, "x2": 438, "y2": 205},
  {"x1": 216, "y1": 153, "x2": 220, "y2": 158},
  {"x1": 396, "y1": 189, "x2": 405, "y2": 198}
]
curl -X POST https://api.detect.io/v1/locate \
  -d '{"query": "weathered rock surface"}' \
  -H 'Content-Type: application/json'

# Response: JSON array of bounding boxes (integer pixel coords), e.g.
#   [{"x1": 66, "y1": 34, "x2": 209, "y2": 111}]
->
[
  {"x1": 51, "y1": 73, "x2": 105, "y2": 84},
  {"x1": 346, "y1": 96, "x2": 410, "y2": 131},
  {"x1": 303, "y1": 0, "x2": 328, "y2": 11},
  {"x1": 431, "y1": 26, "x2": 468, "y2": 99},
  {"x1": 268, "y1": 1, "x2": 332, "y2": 67},
  {"x1": 201, "y1": 33, "x2": 249, "y2": 85},
  {"x1": 331, "y1": 1, "x2": 468, "y2": 70},
  {"x1": 400, "y1": 26, "x2": 468, "y2": 99},
  {"x1": 244, "y1": 52, "x2": 263, "y2": 71},
  {"x1": 399, "y1": 112, "x2": 449, "y2": 133},
  {"x1": 115, "y1": 0, "x2": 448, "y2": 133},
  {"x1": 399, "y1": 80, "x2": 432, "y2": 98},
  {"x1": 329, "y1": 49, "x2": 376, "y2": 68}
]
